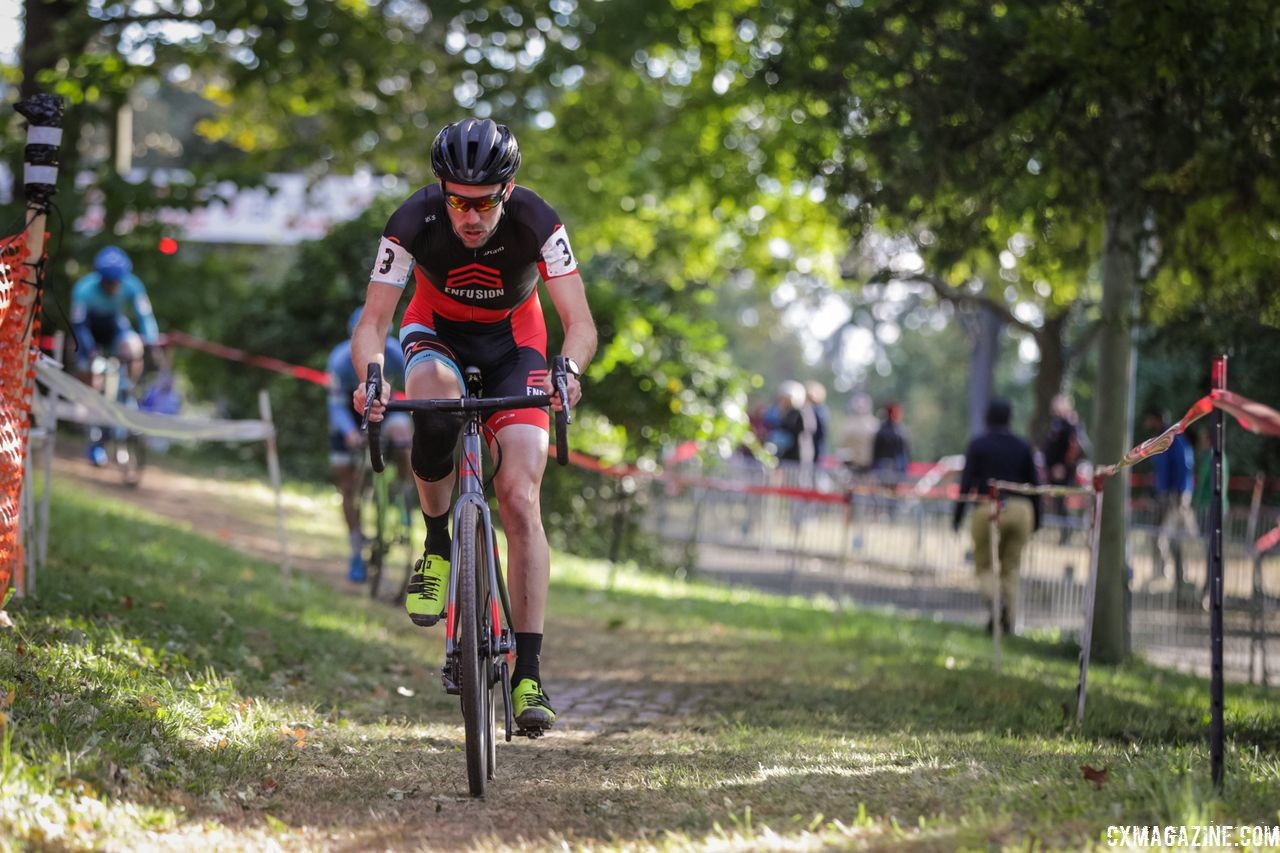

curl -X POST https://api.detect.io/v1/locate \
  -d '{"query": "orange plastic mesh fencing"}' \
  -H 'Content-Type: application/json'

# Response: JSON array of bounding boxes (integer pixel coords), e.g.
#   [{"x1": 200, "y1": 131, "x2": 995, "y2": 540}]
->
[{"x1": 0, "y1": 231, "x2": 38, "y2": 598}]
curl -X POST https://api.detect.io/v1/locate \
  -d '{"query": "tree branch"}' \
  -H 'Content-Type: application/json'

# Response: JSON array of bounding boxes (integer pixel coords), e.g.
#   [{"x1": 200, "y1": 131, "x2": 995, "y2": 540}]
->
[{"x1": 909, "y1": 270, "x2": 1030, "y2": 333}]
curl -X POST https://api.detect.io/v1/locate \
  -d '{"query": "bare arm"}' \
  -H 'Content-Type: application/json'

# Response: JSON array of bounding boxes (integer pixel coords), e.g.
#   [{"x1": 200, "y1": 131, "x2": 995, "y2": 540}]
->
[
  {"x1": 351, "y1": 282, "x2": 403, "y2": 418},
  {"x1": 544, "y1": 271, "x2": 596, "y2": 406}
]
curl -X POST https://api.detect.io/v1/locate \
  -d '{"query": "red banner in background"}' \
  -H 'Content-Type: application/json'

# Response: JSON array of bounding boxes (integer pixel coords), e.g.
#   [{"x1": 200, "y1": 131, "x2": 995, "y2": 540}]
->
[
  {"x1": 1095, "y1": 389, "x2": 1280, "y2": 480},
  {"x1": 1211, "y1": 389, "x2": 1280, "y2": 437},
  {"x1": 161, "y1": 330, "x2": 331, "y2": 386},
  {"x1": 1256, "y1": 523, "x2": 1280, "y2": 556}
]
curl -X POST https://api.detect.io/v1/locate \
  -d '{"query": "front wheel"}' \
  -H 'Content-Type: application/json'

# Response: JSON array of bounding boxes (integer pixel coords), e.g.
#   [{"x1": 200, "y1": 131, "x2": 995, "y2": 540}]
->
[{"x1": 456, "y1": 502, "x2": 492, "y2": 797}]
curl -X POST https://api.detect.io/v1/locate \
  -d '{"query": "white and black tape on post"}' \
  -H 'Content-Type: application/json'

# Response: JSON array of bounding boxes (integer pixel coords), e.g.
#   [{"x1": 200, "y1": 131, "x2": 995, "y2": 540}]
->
[{"x1": 16, "y1": 94, "x2": 65, "y2": 215}]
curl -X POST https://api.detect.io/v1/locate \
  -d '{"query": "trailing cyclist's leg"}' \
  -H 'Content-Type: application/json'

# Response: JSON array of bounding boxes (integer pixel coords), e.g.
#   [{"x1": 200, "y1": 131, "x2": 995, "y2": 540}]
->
[
  {"x1": 491, "y1": 422, "x2": 556, "y2": 728},
  {"x1": 114, "y1": 328, "x2": 145, "y2": 382},
  {"x1": 403, "y1": 357, "x2": 463, "y2": 626},
  {"x1": 383, "y1": 413, "x2": 416, "y2": 524},
  {"x1": 330, "y1": 448, "x2": 364, "y2": 582}
]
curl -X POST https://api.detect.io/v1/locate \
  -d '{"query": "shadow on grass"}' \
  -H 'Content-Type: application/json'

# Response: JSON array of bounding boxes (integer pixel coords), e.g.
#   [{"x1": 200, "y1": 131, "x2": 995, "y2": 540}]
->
[
  {"x1": 6, "y1": 491, "x2": 1279, "y2": 845},
  {"x1": 1, "y1": 496, "x2": 456, "y2": 817},
  {"x1": 550, "y1": 578, "x2": 1280, "y2": 750}
]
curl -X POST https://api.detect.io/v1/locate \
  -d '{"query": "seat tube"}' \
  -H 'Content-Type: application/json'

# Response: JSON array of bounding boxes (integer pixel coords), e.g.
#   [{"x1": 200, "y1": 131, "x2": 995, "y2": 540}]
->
[{"x1": 458, "y1": 419, "x2": 483, "y2": 498}]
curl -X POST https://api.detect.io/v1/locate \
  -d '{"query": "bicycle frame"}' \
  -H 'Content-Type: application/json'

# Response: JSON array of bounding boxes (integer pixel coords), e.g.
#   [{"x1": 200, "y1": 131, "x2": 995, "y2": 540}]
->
[
  {"x1": 90, "y1": 355, "x2": 145, "y2": 486},
  {"x1": 362, "y1": 358, "x2": 570, "y2": 796},
  {"x1": 441, "y1": 379, "x2": 513, "y2": 696}
]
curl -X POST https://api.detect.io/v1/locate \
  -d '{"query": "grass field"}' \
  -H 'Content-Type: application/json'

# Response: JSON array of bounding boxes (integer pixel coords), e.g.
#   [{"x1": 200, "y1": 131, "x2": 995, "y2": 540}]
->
[{"x1": 1, "y1": 479, "x2": 1278, "y2": 850}]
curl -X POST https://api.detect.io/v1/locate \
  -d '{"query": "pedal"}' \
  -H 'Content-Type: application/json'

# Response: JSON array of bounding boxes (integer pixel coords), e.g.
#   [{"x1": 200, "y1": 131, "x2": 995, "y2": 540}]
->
[{"x1": 514, "y1": 726, "x2": 545, "y2": 739}]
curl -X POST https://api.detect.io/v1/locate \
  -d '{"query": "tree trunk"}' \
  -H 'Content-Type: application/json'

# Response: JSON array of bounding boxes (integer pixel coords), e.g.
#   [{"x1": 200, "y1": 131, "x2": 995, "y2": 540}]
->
[
  {"x1": 965, "y1": 303, "x2": 1002, "y2": 438},
  {"x1": 1091, "y1": 201, "x2": 1141, "y2": 664},
  {"x1": 19, "y1": 0, "x2": 79, "y2": 102},
  {"x1": 1030, "y1": 312, "x2": 1068, "y2": 446},
  {"x1": 17, "y1": 0, "x2": 92, "y2": 231}
]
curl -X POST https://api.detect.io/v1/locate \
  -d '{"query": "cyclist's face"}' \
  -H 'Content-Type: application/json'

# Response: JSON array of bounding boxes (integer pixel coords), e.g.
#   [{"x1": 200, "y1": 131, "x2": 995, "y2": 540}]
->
[
  {"x1": 101, "y1": 278, "x2": 121, "y2": 295},
  {"x1": 442, "y1": 181, "x2": 508, "y2": 249}
]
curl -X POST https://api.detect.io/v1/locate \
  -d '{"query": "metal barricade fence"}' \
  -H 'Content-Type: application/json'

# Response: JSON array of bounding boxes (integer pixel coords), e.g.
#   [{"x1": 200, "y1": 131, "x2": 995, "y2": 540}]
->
[{"x1": 587, "y1": 459, "x2": 1278, "y2": 684}]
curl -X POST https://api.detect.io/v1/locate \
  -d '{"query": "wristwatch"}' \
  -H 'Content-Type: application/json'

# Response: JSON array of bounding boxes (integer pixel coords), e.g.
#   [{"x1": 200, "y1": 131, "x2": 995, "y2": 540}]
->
[{"x1": 562, "y1": 356, "x2": 582, "y2": 378}]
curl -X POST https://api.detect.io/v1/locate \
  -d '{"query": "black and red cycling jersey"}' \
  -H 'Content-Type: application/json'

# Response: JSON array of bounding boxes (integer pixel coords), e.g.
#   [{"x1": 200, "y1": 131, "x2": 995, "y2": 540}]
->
[
  {"x1": 369, "y1": 183, "x2": 578, "y2": 326},
  {"x1": 368, "y1": 183, "x2": 578, "y2": 432}
]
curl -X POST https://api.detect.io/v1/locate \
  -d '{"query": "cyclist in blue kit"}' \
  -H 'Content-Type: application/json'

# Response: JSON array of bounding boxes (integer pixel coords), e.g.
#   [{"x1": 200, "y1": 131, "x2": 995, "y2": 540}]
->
[
  {"x1": 70, "y1": 246, "x2": 159, "y2": 381},
  {"x1": 352, "y1": 118, "x2": 597, "y2": 732},
  {"x1": 327, "y1": 307, "x2": 413, "y2": 582},
  {"x1": 70, "y1": 246, "x2": 161, "y2": 466}
]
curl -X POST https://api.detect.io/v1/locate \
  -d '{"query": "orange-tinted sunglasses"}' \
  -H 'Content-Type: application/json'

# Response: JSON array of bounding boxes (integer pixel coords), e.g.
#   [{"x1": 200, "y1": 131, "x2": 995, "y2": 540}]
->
[{"x1": 444, "y1": 189, "x2": 505, "y2": 213}]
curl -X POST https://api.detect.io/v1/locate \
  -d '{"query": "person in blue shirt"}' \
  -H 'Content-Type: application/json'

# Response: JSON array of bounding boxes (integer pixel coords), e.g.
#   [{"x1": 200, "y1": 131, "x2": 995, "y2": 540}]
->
[
  {"x1": 1142, "y1": 406, "x2": 1197, "y2": 595},
  {"x1": 70, "y1": 246, "x2": 160, "y2": 381},
  {"x1": 329, "y1": 307, "x2": 414, "y2": 582},
  {"x1": 71, "y1": 246, "x2": 162, "y2": 466}
]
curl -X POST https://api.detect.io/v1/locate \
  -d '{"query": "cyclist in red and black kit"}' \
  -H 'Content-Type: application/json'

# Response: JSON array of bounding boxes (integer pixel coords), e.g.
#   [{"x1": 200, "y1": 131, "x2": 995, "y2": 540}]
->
[{"x1": 352, "y1": 118, "x2": 597, "y2": 731}]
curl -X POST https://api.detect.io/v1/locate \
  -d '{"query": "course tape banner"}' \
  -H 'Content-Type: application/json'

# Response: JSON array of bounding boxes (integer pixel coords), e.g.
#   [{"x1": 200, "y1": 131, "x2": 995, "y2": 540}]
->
[
  {"x1": 34, "y1": 356, "x2": 274, "y2": 442},
  {"x1": 162, "y1": 330, "x2": 330, "y2": 387},
  {"x1": 1096, "y1": 390, "x2": 1280, "y2": 479}
]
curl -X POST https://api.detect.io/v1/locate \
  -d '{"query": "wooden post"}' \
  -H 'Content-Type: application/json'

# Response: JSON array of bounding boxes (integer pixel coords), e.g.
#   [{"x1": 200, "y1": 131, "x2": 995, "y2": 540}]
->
[
  {"x1": 1245, "y1": 474, "x2": 1267, "y2": 686},
  {"x1": 258, "y1": 390, "x2": 291, "y2": 578},
  {"x1": 1076, "y1": 480, "x2": 1105, "y2": 726},
  {"x1": 5, "y1": 95, "x2": 63, "y2": 599},
  {"x1": 989, "y1": 485, "x2": 1003, "y2": 674}
]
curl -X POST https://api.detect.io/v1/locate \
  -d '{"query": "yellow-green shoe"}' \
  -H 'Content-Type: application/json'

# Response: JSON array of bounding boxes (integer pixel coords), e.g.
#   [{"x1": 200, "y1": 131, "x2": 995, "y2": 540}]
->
[
  {"x1": 512, "y1": 678, "x2": 556, "y2": 731},
  {"x1": 405, "y1": 554, "x2": 450, "y2": 627}
]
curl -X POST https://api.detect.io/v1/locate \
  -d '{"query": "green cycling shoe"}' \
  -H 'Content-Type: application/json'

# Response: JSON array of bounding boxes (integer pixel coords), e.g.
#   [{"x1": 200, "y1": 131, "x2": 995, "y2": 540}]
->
[
  {"x1": 405, "y1": 554, "x2": 450, "y2": 627},
  {"x1": 512, "y1": 678, "x2": 556, "y2": 731}
]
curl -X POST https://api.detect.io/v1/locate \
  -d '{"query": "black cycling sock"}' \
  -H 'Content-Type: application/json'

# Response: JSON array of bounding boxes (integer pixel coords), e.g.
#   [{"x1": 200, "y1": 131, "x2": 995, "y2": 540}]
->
[
  {"x1": 423, "y1": 511, "x2": 450, "y2": 558},
  {"x1": 513, "y1": 632, "x2": 542, "y2": 686}
]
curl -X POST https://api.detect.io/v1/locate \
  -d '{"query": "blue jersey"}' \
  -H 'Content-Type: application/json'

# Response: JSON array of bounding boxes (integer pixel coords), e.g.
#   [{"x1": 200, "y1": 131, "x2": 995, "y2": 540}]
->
[
  {"x1": 326, "y1": 339, "x2": 406, "y2": 436},
  {"x1": 1153, "y1": 432, "x2": 1194, "y2": 495},
  {"x1": 70, "y1": 272, "x2": 159, "y2": 352}
]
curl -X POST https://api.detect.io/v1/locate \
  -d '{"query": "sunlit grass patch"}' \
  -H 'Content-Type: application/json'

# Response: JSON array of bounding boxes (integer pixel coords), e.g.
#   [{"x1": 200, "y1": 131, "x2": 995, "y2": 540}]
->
[{"x1": 2, "y1": 476, "x2": 1278, "y2": 850}]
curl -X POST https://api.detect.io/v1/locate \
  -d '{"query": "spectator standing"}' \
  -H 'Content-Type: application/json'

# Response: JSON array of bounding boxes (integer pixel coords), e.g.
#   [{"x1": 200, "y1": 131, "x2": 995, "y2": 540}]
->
[
  {"x1": 767, "y1": 380, "x2": 805, "y2": 461},
  {"x1": 872, "y1": 401, "x2": 910, "y2": 480},
  {"x1": 838, "y1": 392, "x2": 880, "y2": 474},
  {"x1": 1191, "y1": 426, "x2": 1228, "y2": 527},
  {"x1": 804, "y1": 380, "x2": 829, "y2": 467},
  {"x1": 1041, "y1": 393, "x2": 1086, "y2": 542},
  {"x1": 952, "y1": 398, "x2": 1041, "y2": 634},
  {"x1": 1142, "y1": 407, "x2": 1196, "y2": 594}
]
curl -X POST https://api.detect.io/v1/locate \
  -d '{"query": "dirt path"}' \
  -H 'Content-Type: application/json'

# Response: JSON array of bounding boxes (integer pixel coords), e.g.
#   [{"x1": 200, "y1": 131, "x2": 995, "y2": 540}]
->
[{"x1": 52, "y1": 452, "x2": 713, "y2": 850}]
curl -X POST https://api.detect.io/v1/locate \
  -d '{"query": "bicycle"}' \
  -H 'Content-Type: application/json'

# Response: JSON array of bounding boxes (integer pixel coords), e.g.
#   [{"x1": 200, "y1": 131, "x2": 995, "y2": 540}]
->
[
  {"x1": 358, "y1": 450, "x2": 416, "y2": 602},
  {"x1": 89, "y1": 354, "x2": 145, "y2": 487},
  {"x1": 362, "y1": 357, "x2": 571, "y2": 798}
]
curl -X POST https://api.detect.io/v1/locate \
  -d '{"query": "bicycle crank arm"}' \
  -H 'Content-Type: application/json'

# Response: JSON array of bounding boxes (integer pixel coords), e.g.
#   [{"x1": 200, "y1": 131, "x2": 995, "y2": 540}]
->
[
  {"x1": 441, "y1": 657, "x2": 461, "y2": 696},
  {"x1": 499, "y1": 659, "x2": 514, "y2": 742}
]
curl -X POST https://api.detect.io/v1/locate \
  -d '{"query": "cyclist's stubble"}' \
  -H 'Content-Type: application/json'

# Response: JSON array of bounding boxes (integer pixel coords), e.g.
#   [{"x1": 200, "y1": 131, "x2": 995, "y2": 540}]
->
[{"x1": 447, "y1": 203, "x2": 503, "y2": 249}]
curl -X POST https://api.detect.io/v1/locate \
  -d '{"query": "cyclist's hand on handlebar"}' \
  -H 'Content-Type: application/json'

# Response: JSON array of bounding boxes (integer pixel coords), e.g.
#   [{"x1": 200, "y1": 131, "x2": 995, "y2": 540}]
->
[
  {"x1": 353, "y1": 374, "x2": 390, "y2": 422},
  {"x1": 543, "y1": 371, "x2": 581, "y2": 410}
]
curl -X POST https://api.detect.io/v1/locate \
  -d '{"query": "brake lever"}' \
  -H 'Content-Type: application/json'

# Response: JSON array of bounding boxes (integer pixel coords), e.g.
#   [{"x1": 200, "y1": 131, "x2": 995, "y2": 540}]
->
[{"x1": 361, "y1": 364, "x2": 382, "y2": 431}]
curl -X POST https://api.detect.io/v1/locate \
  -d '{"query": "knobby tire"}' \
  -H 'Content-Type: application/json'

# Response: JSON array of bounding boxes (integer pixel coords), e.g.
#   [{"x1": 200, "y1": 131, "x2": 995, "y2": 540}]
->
[
  {"x1": 367, "y1": 473, "x2": 388, "y2": 599},
  {"x1": 457, "y1": 502, "x2": 491, "y2": 797}
]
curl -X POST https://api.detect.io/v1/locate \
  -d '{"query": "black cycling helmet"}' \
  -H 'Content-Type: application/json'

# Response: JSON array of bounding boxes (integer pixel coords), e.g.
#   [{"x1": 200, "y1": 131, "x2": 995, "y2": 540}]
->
[{"x1": 430, "y1": 118, "x2": 521, "y2": 186}]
